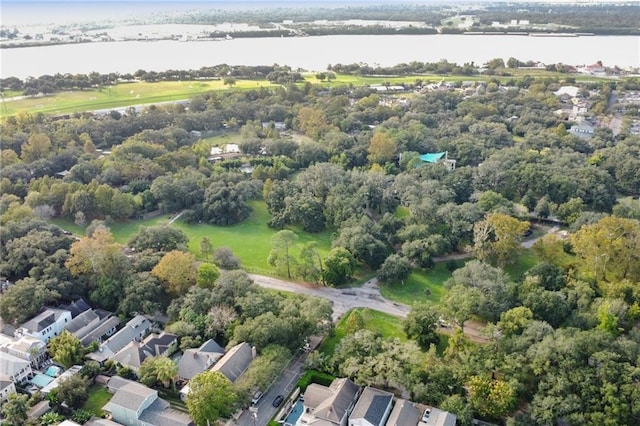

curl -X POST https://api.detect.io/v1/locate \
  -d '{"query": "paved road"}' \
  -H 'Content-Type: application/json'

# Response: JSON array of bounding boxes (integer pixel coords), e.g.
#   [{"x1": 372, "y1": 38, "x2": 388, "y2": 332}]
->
[
  {"x1": 248, "y1": 275, "x2": 410, "y2": 321},
  {"x1": 232, "y1": 352, "x2": 307, "y2": 426}
]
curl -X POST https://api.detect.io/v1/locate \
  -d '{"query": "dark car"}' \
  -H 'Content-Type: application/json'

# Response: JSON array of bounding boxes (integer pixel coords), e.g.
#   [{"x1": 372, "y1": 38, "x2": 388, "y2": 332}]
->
[{"x1": 272, "y1": 395, "x2": 284, "y2": 407}]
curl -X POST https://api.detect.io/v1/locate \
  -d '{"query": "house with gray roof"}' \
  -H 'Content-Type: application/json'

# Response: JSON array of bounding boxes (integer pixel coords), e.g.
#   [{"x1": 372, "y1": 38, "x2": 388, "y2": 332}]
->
[
  {"x1": 0, "y1": 374, "x2": 17, "y2": 404},
  {"x1": 299, "y1": 377, "x2": 360, "y2": 426},
  {"x1": 88, "y1": 315, "x2": 151, "y2": 363},
  {"x1": 103, "y1": 381, "x2": 193, "y2": 426},
  {"x1": 64, "y1": 309, "x2": 115, "y2": 339},
  {"x1": 569, "y1": 121, "x2": 595, "y2": 140},
  {"x1": 177, "y1": 339, "x2": 225, "y2": 381},
  {"x1": 386, "y1": 399, "x2": 420, "y2": 426},
  {"x1": 421, "y1": 407, "x2": 457, "y2": 426},
  {"x1": 15, "y1": 308, "x2": 72, "y2": 343},
  {"x1": 0, "y1": 350, "x2": 32, "y2": 384},
  {"x1": 210, "y1": 342, "x2": 255, "y2": 383},
  {"x1": 179, "y1": 341, "x2": 254, "y2": 400},
  {"x1": 59, "y1": 298, "x2": 91, "y2": 318},
  {"x1": 349, "y1": 387, "x2": 393, "y2": 426},
  {"x1": 80, "y1": 316, "x2": 121, "y2": 347},
  {"x1": 2, "y1": 335, "x2": 47, "y2": 369},
  {"x1": 110, "y1": 332, "x2": 178, "y2": 372}
]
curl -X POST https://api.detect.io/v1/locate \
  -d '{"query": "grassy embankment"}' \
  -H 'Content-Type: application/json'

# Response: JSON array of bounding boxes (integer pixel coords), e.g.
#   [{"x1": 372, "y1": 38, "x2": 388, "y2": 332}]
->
[
  {"x1": 1, "y1": 70, "x2": 617, "y2": 118},
  {"x1": 319, "y1": 308, "x2": 407, "y2": 357}
]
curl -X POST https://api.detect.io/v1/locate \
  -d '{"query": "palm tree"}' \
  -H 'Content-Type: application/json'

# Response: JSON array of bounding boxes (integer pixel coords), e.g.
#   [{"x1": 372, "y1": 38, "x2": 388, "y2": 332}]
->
[{"x1": 154, "y1": 357, "x2": 178, "y2": 390}]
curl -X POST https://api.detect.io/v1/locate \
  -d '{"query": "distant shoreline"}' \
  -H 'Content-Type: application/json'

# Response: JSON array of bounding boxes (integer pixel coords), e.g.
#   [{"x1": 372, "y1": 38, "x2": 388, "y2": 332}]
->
[{"x1": 0, "y1": 30, "x2": 630, "y2": 50}]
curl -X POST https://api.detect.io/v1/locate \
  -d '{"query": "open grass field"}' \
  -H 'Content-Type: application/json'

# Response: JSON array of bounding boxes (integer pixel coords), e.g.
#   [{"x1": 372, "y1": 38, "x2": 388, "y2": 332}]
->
[
  {"x1": 2, "y1": 69, "x2": 617, "y2": 118},
  {"x1": 379, "y1": 260, "x2": 465, "y2": 306},
  {"x1": 0, "y1": 79, "x2": 279, "y2": 117},
  {"x1": 201, "y1": 131, "x2": 243, "y2": 147},
  {"x1": 171, "y1": 201, "x2": 334, "y2": 275},
  {"x1": 319, "y1": 308, "x2": 407, "y2": 356},
  {"x1": 50, "y1": 200, "x2": 333, "y2": 275},
  {"x1": 50, "y1": 215, "x2": 171, "y2": 242},
  {"x1": 82, "y1": 385, "x2": 112, "y2": 417},
  {"x1": 504, "y1": 248, "x2": 538, "y2": 281}
]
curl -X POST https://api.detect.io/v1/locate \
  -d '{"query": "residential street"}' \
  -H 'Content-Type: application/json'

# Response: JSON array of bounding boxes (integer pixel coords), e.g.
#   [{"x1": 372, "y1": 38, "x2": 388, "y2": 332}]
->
[{"x1": 232, "y1": 351, "x2": 307, "y2": 426}]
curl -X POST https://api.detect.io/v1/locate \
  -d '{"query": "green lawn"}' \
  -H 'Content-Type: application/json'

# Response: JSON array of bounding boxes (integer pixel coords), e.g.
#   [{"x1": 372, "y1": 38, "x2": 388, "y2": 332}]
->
[
  {"x1": 82, "y1": 385, "x2": 112, "y2": 417},
  {"x1": 171, "y1": 200, "x2": 333, "y2": 274},
  {"x1": 319, "y1": 308, "x2": 407, "y2": 356},
  {"x1": 0, "y1": 79, "x2": 280, "y2": 117},
  {"x1": 52, "y1": 200, "x2": 333, "y2": 276},
  {"x1": 504, "y1": 249, "x2": 538, "y2": 281},
  {"x1": 50, "y1": 215, "x2": 172, "y2": 242},
  {"x1": 379, "y1": 261, "x2": 464, "y2": 306},
  {"x1": 200, "y1": 131, "x2": 243, "y2": 147}
]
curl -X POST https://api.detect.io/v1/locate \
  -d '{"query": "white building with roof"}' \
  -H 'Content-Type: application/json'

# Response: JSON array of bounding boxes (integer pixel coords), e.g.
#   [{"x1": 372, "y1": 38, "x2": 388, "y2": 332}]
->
[
  {"x1": 0, "y1": 374, "x2": 17, "y2": 403},
  {"x1": 15, "y1": 308, "x2": 72, "y2": 343},
  {"x1": 0, "y1": 351, "x2": 32, "y2": 384}
]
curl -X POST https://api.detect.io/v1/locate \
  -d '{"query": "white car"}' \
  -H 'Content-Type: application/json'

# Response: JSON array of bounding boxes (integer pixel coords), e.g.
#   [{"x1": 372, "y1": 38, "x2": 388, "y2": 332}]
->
[{"x1": 251, "y1": 390, "x2": 264, "y2": 405}]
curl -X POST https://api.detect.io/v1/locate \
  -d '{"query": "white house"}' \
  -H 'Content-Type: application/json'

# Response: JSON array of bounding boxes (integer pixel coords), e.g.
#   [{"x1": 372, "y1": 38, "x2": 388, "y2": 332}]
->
[
  {"x1": 0, "y1": 374, "x2": 17, "y2": 404},
  {"x1": 15, "y1": 308, "x2": 72, "y2": 343},
  {"x1": 0, "y1": 351, "x2": 32, "y2": 384}
]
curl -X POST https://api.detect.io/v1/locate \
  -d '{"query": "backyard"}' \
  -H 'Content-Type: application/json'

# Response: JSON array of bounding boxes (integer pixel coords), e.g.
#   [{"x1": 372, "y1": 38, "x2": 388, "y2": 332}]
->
[{"x1": 82, "y1": 385, "x2": 112, "y2": 417}]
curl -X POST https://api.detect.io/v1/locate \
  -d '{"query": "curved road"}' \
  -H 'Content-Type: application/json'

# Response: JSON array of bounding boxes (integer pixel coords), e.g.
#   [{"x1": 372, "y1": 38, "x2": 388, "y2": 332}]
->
[{"x1": 248, "y1": 275, "x2": 409, "y2": 321}]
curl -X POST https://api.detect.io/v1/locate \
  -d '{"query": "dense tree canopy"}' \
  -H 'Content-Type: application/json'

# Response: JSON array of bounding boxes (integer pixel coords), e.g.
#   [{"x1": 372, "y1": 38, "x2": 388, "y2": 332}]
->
[{"x1": 2, "y1": 64, "x2": 640, "y2": 425}]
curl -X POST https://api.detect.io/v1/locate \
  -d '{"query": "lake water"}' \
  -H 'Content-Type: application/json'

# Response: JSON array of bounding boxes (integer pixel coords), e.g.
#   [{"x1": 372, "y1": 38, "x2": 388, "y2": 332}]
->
[{"x1": 1, "y1": 34, "x2": 639, "y2": 79}]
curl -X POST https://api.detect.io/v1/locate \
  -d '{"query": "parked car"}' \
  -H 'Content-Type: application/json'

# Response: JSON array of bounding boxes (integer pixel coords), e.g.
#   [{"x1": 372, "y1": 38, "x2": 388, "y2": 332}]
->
[
  {"x1": 251, "y1": 390, "x2": 264, "y2": 406},
  {"x1": 272, "y1": 395, "x2": 284, "y2": 407}
]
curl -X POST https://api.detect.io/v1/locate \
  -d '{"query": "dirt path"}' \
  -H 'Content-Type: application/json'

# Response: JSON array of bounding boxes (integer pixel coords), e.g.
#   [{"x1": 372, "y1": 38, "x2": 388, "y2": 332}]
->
[
  {"x1": 248, "y1": 274, "x2": 409, "y2": 322},
  {"x1": 167, "y1": 210, "x2": 186, "y2": 225}
]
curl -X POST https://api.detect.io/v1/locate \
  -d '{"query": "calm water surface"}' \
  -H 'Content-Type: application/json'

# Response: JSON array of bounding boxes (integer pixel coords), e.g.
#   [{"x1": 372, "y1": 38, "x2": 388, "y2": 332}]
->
[{"x1": 1, "y1": 34, "x2": 638, "y2": 79}]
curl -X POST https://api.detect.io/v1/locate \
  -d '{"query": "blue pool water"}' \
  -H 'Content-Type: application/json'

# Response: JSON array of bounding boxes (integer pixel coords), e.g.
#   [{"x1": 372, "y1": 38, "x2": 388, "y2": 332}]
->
[
  {"x1": 284, "y1": 399, "x2": 304, "y2": 426},
  {"x1": 45, "y1": 366, "x2": 62, "y2": 377},
  {"x1": 30, "y1": 373, "x2": 55, "y2": 388}
]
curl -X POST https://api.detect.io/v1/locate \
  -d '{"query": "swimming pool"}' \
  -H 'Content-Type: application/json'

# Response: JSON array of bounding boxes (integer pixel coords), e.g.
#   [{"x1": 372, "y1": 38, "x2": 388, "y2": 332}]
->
[
  {"x1": 284, "y1": 399, "x2": 304, "y2": 426},
  {"x1": 30, "y1": 373, "x2": 55, "y2": 388},
  {"x1": 45, "y1": 365, "x2": 62, "y2": 377}
]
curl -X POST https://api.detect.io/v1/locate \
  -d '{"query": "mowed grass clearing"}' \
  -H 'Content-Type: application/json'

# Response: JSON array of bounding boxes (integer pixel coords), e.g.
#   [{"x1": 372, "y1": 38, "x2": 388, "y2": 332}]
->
[
  {"x1": 319, "y1": 308, "x2": 407, "y2": 357},
  {"x1": 52, "y1": 200, "x2": 333, "y2": 275},
  {"x1": 1, "y1": 79, "x2": 279, "y2": 117},
  {"x1": 379, "y1": 260, "x2": 465, "y2": 306},
  {"x1": 171, "y1": 200, "x2": 334, "y2": 274}
]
